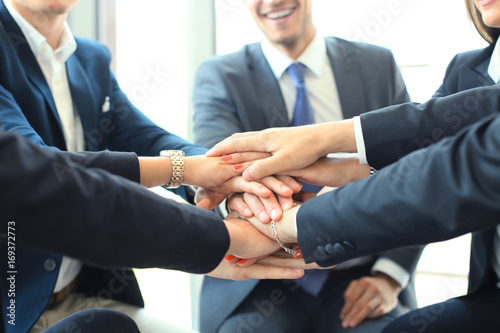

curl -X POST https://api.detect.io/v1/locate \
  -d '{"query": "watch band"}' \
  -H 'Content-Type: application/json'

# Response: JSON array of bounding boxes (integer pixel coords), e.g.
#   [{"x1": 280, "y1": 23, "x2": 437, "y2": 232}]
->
[{"x1": 160, "y1": 150, "x2": 185, "y2": 189}]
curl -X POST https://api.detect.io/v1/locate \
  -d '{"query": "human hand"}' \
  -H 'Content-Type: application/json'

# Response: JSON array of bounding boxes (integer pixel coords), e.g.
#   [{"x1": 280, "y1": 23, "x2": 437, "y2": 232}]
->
[
  {"x1": 206, "y1": 120, "x2": 356, "y2": 181},
  {"x1": 206, "y1": 255, "x2": 305, "y2": 280},
  {"x1": 278, "y1": 155, "x2": 370, "y2": 187},
  {"x1": 227, "y1": 189, "x2": 313, "y2": 223},
  {"x1": 195, "y1": 175, "x2": 301, "y2": 211},
  {"x1": 340, "y1": 272, "x2": 402, "y2": 328},
  {"x1": 230, "y1": 206, "x2": 299, "y2": 244}
]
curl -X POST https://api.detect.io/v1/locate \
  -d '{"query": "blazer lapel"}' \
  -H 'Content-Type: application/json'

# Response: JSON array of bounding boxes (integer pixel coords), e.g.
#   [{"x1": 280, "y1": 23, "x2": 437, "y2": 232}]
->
[
  {"x1": 246, "y1": 43, "x2": 289, "y2": 127},
  {"x1": 458, "y1": 45, "x2": 495, "y2": 90},
  {"x1": 0, "y1": 2, "x2": 62, "y2": 129},
  {"x1": 66, "y1": 54, "x2": 98, "y2": 150},
  {"x1": 326, "y1": 38, "x2": 367, "y2": 119}
]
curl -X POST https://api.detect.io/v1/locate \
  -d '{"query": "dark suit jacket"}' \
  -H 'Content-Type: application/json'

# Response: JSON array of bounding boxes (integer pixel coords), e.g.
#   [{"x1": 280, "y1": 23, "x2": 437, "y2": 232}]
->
[
  {"x1": 297, "y1": 111, "x2": 500, "y2": 294},
  {"x1": 0, "y1": 3, "x2": 206, "y2": 332},
  {"x1": 360, "y1": 76, "x2": 500, "y2": 298},
  {"x1": 0, "y1": 132, "x2": 229, "y2": 332},
  {"x1": 193, "y1": 37, "x2": 422, "y2": 333}
]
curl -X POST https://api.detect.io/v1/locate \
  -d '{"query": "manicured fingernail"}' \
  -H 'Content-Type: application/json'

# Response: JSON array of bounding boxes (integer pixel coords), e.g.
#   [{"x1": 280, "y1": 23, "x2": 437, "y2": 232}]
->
[
  {"x1": 221, "y1": 155, "x2": 232, "y2": 161},
  {"x1": 237, "y1": 259, "x2": 247, "y2": 265},
  {"x1": 233, "y1": 164, "x2": 243, "y2": 170},
  {"x1": 270, "y1": 209, "x2": 279, "y2": 220},
  {"x1": 243, "y1": 208, "x2": 252, "y2": 216},
  {"x1": 293, "y1": 249, "x2": 302, "y2": 259},
  {"x1": 259, "y1": 212, "x2": 268, "y2": 221},
  {"x1": 225, "y1": 255, "x2": 234, "y2": 261}
]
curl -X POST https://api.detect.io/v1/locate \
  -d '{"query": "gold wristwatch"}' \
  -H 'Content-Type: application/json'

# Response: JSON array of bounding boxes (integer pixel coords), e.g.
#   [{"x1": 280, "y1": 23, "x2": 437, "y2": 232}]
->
[{"x1": 160, "y1": 150, "x2": 185, "y2": 189}]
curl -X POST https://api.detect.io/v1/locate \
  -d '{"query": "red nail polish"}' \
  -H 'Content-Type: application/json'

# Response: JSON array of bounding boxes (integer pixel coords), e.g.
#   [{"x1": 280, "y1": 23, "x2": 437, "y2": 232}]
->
[
  {"x1": 293, "y1": 250, "x2": 303, "y2": 259},
  {"x1": 233, "y1": 164, "x2": 243, "y2": 170},
  {"x1": 225, "y1": 255, "x2": 234, "y2": 261},
  {"x1": 237, "y1": 259, "x2": 247, "y2": 265},
  {"x1": 221, "y1": 155, "x2": 232, "y2": 161}
]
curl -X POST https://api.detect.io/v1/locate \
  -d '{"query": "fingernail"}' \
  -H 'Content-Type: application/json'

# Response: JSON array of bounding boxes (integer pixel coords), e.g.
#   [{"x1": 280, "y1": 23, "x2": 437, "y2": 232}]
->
[
  {"x1": 237, "y1": 259, "x2": 247, "y2": 265},
  {"x1": 245, "y1": 169, "x2": 255, "y2": 180},
  {"x1": 293, "y1": 249, "x2": 302, "y2": 259},
  {"x1": 206, "y1": 149, "x2": 213, "y2": 155},
  {"x1": 341, "y1": 321, "x2": 348, "y2": 328},
  {"x1": 282, "y1": 201, "x2": 292, "y2": 210},
  {"x1": 294, "y1": 269, "x2": 303, "y2": 273},
  {"x1": 225, "y1": 255, "x2": 234, "y2": 261},
  {"x1": 221, "y1": 155, "x2": 232, "y2": 161},
  {"x1": 270, "y1": 209, "x2": 279, "y2": 220},
  {"x1": 243, "y1": 208, "x2": 252, "y2": 216},
  {"x1": 233, "y1": 164, "x2": 243, "y2": 170},
  {"x1": 259, "y1": 212, "x2": 268, "y2": 221}
]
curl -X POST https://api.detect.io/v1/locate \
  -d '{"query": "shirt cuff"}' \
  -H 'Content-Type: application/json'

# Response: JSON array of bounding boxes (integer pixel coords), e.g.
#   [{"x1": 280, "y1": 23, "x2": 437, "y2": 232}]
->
[
  {"x1": 353, "y1": 116, "x2": 368, "y2": 164},
  {"x1": 371, "y1": 258, "x2": 410, "y2": 288}
]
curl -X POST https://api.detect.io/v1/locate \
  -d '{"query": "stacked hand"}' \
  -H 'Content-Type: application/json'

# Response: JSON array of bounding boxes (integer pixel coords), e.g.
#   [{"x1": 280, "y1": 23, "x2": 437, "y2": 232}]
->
[{"x1": 196, "y1": 122, "x2": 402, "y2": 327}]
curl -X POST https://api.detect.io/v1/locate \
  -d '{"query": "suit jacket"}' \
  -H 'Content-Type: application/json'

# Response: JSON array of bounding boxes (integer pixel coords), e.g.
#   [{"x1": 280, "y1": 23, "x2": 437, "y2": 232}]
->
[
  {"x1": 193, "y1": 37, "x2": 422, "y2": 333},
  {"x1": 0, "y1": 132, "x2": 229, "y2": 331},
  {"x1": 297, "y1": 112, "x2": 500, "y2": 294},
  {"x1": 365, "y1": 44, "x2": 496, "y2": 292},
  {"x1": 0, "y1": 3, "x2": 206, "y2": 332}
]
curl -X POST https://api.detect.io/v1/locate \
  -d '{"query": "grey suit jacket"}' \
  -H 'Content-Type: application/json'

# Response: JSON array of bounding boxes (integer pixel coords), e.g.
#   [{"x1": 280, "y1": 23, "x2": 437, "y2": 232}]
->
[{"x1": 193, "y1": 37, "x2": 422, "y2": 333}]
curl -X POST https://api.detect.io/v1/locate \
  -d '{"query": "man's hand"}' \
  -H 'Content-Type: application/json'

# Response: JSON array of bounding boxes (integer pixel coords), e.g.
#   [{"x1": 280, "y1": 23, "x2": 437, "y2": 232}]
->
[
  {"x1": 340, "y1": 272, "x2": 402, "y2": 328},
  {"x1": 206, "y1": 120, "x2": 356, "y2": 181},
  {"x1": 278, "y1": 155, "x2": 370, "y2": 187}
]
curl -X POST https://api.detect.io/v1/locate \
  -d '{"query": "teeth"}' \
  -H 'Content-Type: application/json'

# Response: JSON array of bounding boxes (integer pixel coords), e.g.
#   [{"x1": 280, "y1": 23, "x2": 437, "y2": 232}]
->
[{"x1": 266, "y1": 8, "x2": 294, "y2": 20}]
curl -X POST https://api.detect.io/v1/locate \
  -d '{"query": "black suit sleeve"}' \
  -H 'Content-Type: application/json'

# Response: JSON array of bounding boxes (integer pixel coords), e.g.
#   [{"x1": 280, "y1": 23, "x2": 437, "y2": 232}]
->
[
  {"x1": 0, "y1": 133, "x2": 229, "y2": 274},
  {"x1": 297, "y1": 114, "x2": 500, "y2": 267},
  {"x1": 361, "y1": 85, "x2": 500, "y2": 169}
]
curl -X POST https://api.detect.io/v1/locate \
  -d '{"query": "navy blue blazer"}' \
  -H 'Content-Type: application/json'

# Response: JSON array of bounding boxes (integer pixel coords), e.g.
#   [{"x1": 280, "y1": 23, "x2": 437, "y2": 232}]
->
[
  {"x1": 0, "y1": 3, "x2": 206, "y2": 332},
  {"x1": 298, "y1": 109, "x2": 500, "y2": 293},
  {"x1": 359, "y1": 79, "x2": 500, "y2": 297},
  {"x1": 0, "y1": 132, "x2": 229, "y2": 332},
  {"x1": 193, "y1": 38, "x2": 423, "y2": 333}
]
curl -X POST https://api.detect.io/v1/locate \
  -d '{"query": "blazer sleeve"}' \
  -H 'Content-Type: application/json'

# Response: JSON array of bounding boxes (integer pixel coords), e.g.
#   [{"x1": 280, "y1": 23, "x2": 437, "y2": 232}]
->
[
  {"x1": 192, "y1": 58, "x2": 245, "y2": 148},
  {"x1": 362, "y1": 85, "x2": 500, "y2": 169},
  {"x1": 297, "y1": 114, "x2": 500, "y2": 267},
  {"x1": 0, "y1": 132, "x2": 229, "y2": 274}
]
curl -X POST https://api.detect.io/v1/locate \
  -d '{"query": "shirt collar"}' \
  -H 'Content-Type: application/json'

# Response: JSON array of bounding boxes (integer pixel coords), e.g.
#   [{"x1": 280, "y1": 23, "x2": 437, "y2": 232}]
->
[
  {"x1": 261, "y1": 32, "x2": 326, "y2": 79},
  {"x1": 4, "y1": 0, "x2": 76, "y2": 62},
  {"x1": 488, "y1": 38, "x2": 500, "y2": 83}
]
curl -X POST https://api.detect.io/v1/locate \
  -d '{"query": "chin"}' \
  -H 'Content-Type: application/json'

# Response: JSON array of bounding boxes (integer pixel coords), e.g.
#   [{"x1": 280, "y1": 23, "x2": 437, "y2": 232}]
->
[{"x1": 482, "y1": 16, "x2": 500, "y2": 29}]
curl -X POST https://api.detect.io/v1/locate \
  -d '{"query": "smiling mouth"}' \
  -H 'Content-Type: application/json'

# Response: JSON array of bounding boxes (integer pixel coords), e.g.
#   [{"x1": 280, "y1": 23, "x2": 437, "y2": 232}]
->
[{"x1": 263, "y1": 7, "x2": 296, "y2": 20}]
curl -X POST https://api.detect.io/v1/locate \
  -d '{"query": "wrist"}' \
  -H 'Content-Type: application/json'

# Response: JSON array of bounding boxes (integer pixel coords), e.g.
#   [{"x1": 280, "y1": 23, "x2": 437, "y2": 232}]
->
[
  {"x1": 138, "y1": 157, "x2": 172, "y2": 187},
  {"x1": 276, "y1": 205, "x2": 299, "y2": 243},
  {"x1": 318, "y1": 120, "x2": 356, "y2": 156}
]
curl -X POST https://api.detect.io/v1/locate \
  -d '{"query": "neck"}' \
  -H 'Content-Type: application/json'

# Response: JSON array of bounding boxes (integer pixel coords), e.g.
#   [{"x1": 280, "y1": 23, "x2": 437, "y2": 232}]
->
[
  {"x1": 10, "y1": 2, "x2": 67, "y2": 50},
  {"x1": 272, "y1": 26, "x2": 316, "y2": 60}
]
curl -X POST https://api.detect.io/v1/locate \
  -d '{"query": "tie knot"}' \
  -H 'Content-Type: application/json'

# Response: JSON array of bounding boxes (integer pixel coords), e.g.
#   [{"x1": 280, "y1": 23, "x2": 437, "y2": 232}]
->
[{"x1": 287, "y1": 62, "x2": 306, "y2": 86}]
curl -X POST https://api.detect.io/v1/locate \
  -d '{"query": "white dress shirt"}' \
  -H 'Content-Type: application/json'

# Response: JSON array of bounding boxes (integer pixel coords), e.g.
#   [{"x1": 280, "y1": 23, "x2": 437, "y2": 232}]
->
[
  {"x1": 263, "y1": 33, "x2": 410, "y2": 287},
  {"x1": 5, "y1": 0, "x2": 84, "y2": 292}
]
